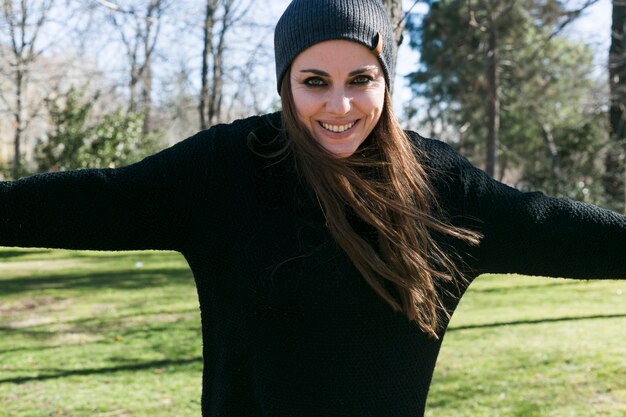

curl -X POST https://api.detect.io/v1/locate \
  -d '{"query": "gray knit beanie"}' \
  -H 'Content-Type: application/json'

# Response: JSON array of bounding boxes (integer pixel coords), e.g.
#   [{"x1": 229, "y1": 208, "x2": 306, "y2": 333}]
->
[{"x1": 274, "y1": 0, "x2": 396, "y2": 94}]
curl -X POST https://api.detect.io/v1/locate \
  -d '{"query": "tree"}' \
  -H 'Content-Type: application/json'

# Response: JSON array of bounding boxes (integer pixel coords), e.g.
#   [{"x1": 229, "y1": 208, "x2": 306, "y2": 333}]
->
[
  {"x1": 199, "y1": 0, "x2": 220, "y2": 129},
  {"x1": 35, "y1": 88, "x2": 95, "y2": 171},
  {"x1": 407, "y1": 0, "x2": 600, "y2": 179},
  {"x1": 198, "y1": 0, "x2": 252, "y2": 129},
  {"x1": 382, "y1": 0, "x2": 404, "y2": 89},
  {"x1": 98, "y1": 0, "x2": 169, "y2": 136},
  {"x1": 1, "y1": 0, "x2": 55, "y2": 178},
  {"x1": 35, "y1": 87, "x2": 163, "y2": 172},
  {"x1": 86, "y1": 110, "x2": 163, "y2": 168},
  {"x1": 607, "y1": 0, "x2": 626, "y2": 213},
  {"x1": 406, "y1": 0, "x2": 606, "y2": 201}
]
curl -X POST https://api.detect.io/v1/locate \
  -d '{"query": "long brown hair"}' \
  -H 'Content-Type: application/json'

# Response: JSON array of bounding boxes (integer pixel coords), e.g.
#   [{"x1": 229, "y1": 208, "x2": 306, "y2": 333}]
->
[{"x1": 279, "y1": 69, "x2": 481, "y2": 338}]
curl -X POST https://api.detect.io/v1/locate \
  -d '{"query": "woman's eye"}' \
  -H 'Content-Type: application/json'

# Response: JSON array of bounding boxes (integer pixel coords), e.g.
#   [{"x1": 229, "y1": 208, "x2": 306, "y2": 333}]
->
[
  {"x1": 304, "y1": 77, "x2": 326, "y2": 87},
  {"x1": 351, "y1": 75, "x2": 373, "y2": 85}
]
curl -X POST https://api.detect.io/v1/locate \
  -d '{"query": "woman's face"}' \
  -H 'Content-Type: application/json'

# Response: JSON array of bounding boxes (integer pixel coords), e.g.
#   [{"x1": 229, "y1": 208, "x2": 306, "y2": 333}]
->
[{"x1": 290, "y1": 40, "x2": 386, "y2": 158}]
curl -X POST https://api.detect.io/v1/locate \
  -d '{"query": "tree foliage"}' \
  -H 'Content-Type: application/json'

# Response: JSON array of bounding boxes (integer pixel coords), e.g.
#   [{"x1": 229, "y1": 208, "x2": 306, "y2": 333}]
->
[
  {"x1": 406, "y1": 0, "x2": 608, "y2": 204},
  {"x1": 35, "y1": 88, "x2": 163, "y2": 173}
]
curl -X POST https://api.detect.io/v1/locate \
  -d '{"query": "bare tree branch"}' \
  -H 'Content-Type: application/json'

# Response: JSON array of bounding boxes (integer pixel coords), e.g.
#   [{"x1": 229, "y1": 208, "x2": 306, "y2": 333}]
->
[{"x1": 547, "y1": 0, "x2": 600, "y2": 41}]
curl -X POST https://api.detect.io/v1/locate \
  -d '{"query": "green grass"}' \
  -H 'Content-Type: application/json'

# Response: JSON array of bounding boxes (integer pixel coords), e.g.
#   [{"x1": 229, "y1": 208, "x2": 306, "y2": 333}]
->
[
  {"x1": 0, "y1": 248, "x2": 202, "y2": 417},
  {"x1": 430, "y1": 274, "x2": 626, "y2": 417},
  {"x1": 1, "y1": 248, "x2": 625, "y2": 416}
]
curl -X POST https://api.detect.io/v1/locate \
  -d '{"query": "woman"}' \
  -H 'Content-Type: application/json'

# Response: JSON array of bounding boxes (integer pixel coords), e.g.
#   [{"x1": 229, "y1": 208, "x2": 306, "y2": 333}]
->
[{"x1": 1, "y1": 0, "x2": 625, "y2": 416}]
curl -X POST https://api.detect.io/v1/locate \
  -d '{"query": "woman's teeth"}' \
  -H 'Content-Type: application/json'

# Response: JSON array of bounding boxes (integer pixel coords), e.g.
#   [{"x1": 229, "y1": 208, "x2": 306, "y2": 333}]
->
[{"x1": 320, "y1": 121, "x2": 356, "y2": 133}]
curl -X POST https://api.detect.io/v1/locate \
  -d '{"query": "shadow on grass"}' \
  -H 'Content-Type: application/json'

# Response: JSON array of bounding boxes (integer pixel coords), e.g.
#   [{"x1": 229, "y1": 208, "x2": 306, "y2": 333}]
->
[
  {"x1": 469, "y1": 280, "x2": 585, "y2": 294},
  {"x1": 0, "y1": 249, "x2": 50, "y2": 259},
  {"x1": 0, "y1": 267, "x2": 194, "y2": 295},
  {"x1": 0, "y1": 306, "x2": 201, "y2": 350},
  {"x1": 0, "y1": 325, "x2": 58, "y2": 339},
  {"x1": 48, "y1": 307, "x2": 198, "y2": 328},
  {"x1": 0, "y1": 357, "x2": 202, "y2": 384},
  {"x1": 449, "y1": 313, "x2": 626, "y2": 332}
]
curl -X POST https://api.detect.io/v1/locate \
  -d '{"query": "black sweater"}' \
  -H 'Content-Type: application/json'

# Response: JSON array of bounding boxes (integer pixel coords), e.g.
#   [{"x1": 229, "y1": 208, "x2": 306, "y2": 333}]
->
[{"x1": 1, "y1": 112, "x2": 625, "y2": 416}]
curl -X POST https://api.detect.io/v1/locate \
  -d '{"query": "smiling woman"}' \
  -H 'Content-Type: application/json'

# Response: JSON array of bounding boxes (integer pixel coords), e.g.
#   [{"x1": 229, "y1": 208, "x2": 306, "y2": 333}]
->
[{"x1": 0, "y1": 0, "x2": 625, "y2": 416}]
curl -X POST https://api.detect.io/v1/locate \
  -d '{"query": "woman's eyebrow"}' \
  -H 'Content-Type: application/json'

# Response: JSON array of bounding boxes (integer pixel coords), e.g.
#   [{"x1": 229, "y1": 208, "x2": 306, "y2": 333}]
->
[
  {"x1": 299, "y1": 69, "x2": 329, "y2": 76},
  {"x1": 298, "y1": 65, "x2": 379, "y2": 77},
  {"x1": 348, "y1": 65, "x2": 378, "y2": 76}
]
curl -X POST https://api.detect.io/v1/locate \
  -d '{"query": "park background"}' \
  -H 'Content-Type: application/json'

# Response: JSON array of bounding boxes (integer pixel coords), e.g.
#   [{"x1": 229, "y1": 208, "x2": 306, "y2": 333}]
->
[{"x1": 1, "y1": 0, "x2": 625, "y2": 416}]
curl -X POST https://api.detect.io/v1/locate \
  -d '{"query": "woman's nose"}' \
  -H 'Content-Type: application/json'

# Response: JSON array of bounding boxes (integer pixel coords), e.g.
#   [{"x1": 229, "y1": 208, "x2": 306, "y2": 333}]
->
[{"x1": 326, "y1": 87, "x2": 351, "y2": 115}]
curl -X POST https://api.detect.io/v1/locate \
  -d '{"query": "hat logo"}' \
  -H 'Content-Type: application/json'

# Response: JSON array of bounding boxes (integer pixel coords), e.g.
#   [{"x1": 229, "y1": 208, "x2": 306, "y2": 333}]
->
[{"x1": 372, "y1": 32, "x2": 383, "y2": 55}]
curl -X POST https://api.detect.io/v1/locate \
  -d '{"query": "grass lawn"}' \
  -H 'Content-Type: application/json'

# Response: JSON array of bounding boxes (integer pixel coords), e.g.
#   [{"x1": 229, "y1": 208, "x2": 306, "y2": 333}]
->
[{"x1": 0, "y1": 247, "x2": 625, "y2": 416}]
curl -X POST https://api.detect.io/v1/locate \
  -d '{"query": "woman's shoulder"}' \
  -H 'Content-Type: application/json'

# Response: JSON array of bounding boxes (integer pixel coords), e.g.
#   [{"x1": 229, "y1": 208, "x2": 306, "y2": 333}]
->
[
  {"x1": 404, "y1": 130, "x2": 469, "y2": 173},
  {"x1": 402, "y1": 130, "x2": 495, "y2": 202},
  {"x1": 135, "y1": 112, "x2": 283, "y2": 177},
  {"x1": 199, "y1": 112, "x2": 282, "y2": 145},
  {"x1": 170, "y1": 112, "x2": 283, "y2": 163}
]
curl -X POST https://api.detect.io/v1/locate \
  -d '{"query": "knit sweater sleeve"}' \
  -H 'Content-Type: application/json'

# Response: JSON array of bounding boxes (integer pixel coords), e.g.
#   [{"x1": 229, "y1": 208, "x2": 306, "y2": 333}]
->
[
  {"x1": 417, "y1": 134, "x2": 626, "y2": 280},
  {"x1": 0, "y1": 129, "x2": 217, "y2": 252}
]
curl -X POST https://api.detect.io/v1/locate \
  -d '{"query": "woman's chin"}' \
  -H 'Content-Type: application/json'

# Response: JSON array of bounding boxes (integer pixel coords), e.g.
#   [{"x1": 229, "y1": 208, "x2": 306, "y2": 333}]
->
[
  {"x1": 321, "y1": 143, "x2": 358, "y2": 158},
  {"x1": 315, "y1": 135, "x2": 365, "y2": 158}
]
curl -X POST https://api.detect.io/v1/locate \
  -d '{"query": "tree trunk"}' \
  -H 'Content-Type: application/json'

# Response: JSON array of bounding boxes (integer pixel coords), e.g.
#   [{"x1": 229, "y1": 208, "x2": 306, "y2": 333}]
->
[
  {"x1": 140, "y1": 0, "x2": 161, "y2": 136},
  {"x1": 129, "y1": 64, "x2": 139, "y2": 113},
  {"x1": 607, "y1": 0, "x2": 626, "y2": 213},
  {"x1": 199, "y1": 0, "x2": 217, "y2": 130},
  {"x1": 382, "y1": 0, "x2": 403, "y2": 93},
  {"x1": 209, "y1": 0, "x2": 234, "y2": 125},
  {"x1": 485, "y1": 10, "x2": 499, "y2": 178},
  {"x1": 208, "y1": 36, "x2": 223, "y2": 125},
  {"x1": 141, "y1": 56, "x2": 153, "y2": 136},
  {"x1": 12, "y1": 68, "x2": 24, "y2": 179},
  {"x1": 541, "y1": 123, "x2": 560, "y2": 195}
]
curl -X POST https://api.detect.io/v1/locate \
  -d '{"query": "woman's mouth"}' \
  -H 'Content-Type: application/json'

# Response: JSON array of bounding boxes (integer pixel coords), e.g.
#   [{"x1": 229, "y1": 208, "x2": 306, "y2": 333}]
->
[{"x1": 319, "y1": 120, "x2": 358, "y2": 133}]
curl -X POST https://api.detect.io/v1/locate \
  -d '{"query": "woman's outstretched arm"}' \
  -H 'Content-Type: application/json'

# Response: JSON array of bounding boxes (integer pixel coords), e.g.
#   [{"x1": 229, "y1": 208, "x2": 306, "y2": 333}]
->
[
  {"x1": 0, "y1": 129, "x2": 216, "y2": 253},
  {"x1": 418, "y1": 134, "x2": 626, "y2": 280}
]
